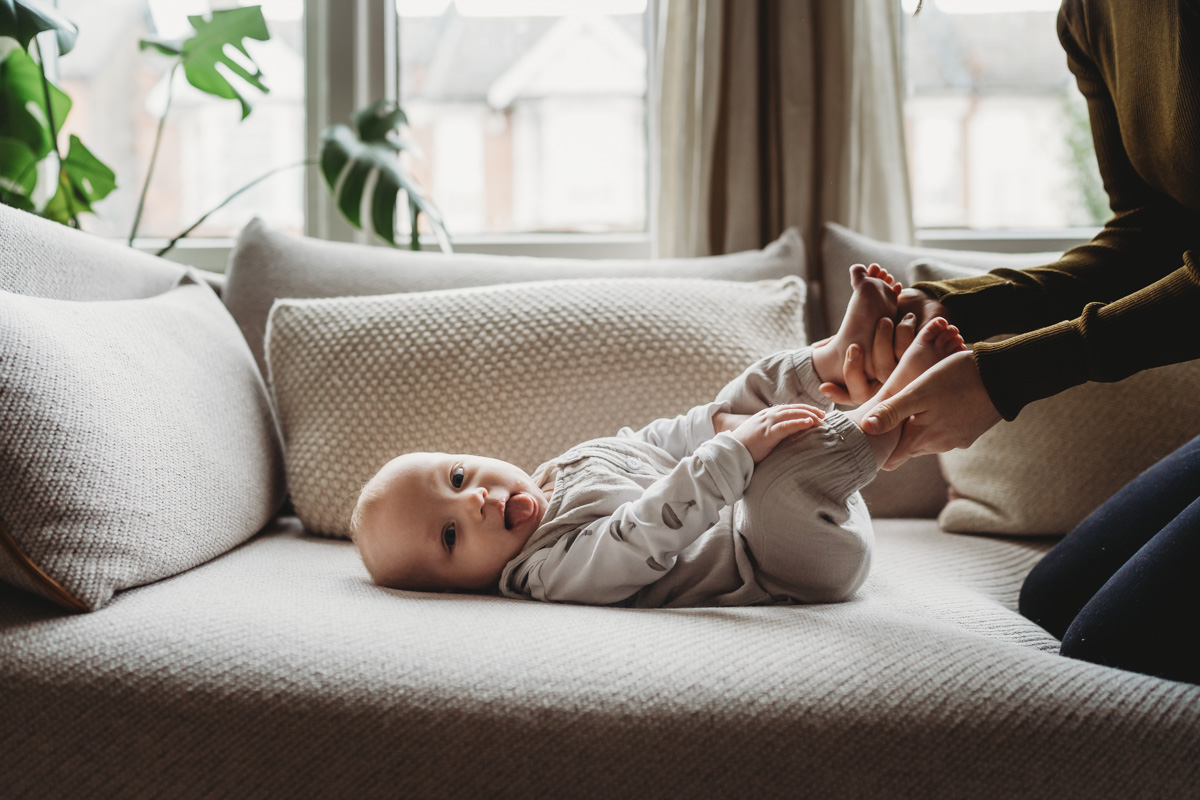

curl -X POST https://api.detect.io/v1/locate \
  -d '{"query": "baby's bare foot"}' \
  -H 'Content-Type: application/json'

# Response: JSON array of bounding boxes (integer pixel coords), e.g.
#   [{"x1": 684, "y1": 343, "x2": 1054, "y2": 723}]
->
[
  {"x1": 880, "y1": 317, "x2": 966, "y2": 395},
  {"x1": 818, "y1": 264, "x2": 902, "y2": 383}
]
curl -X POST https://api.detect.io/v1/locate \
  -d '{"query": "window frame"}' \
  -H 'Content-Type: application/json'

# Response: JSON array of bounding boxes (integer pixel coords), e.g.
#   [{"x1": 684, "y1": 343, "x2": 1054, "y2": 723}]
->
[{"x1": 141, "y1": 1, "x2": 1098, "y2": 266}]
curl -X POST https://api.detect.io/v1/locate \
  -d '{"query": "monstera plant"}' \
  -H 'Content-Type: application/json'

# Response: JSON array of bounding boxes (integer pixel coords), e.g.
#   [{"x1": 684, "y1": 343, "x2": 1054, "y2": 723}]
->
[
  {"x1": 0, "y1": 0, "x2": 114, "y2": 227},
  {"x1": 0, "y1": 1, "x2": 449, "y2": 253}
]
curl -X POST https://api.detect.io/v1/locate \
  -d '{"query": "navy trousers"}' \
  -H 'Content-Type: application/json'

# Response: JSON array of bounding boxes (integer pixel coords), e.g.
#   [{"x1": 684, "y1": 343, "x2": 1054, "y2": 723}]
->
[{"x1": 1019, "y1": 434, "x2": 1200, "y2": 685}]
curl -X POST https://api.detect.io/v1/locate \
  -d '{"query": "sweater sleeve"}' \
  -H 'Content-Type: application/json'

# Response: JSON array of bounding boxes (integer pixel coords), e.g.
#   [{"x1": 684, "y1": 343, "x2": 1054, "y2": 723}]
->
[
  {"x1": 616, "y1": 400, "x2": 726, "y2": 460},
  {"x1": 519, "y1": 433, "x2": 753, "y2": 605},
  {"x1": 912, "y1": 0, "x2": 1200, "y2": 419}
]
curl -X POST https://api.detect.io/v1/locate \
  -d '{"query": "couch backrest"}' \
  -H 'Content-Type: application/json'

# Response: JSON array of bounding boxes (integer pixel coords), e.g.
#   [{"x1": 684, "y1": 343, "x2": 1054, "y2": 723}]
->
[{"x1": 0, "y1": 205, "x2": 185, "y2": 300}]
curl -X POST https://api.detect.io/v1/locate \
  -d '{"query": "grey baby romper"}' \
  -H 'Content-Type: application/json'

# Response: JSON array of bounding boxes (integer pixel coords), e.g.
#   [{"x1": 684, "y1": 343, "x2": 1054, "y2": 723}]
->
[{"x1": 499, "y1": 346, "x2": 878, "y2": 607}]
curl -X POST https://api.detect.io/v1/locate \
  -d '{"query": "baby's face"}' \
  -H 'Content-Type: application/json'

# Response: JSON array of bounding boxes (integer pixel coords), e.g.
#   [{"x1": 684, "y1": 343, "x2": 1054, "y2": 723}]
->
[{"x1": 356, "y1": 452, "x2": 549, "y2": 593}]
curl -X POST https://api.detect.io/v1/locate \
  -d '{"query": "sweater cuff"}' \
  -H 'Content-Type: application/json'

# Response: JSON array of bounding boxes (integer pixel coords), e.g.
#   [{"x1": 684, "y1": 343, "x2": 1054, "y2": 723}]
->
[
  {"x1": 973, "y1": 320, "x2": 1088, "y2": 420},
  {"x1": 913, "y1": 274, "x2": 1029, "y2": 343}
]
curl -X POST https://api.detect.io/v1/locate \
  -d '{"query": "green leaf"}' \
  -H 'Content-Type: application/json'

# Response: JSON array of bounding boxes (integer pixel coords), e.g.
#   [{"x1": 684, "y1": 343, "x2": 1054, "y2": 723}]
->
[
  {"x1": 0, "y1": 0, "x2": 78, "y2": 55},
  {"x1": 0, "y1": 44, "x2": 70, "y2": 157},
  {"x1": 0, "y1": 135, "x2": 38, "y2": 203},
  {"x1": 320, "y1": 113, "x2": 452, "y2": 252},
  {"x1": 38, "y1": 135, "x2": 116, "y2": 223},
  {"x1": 170, "y1": 6, "x2": 271, "y2": 120},
  {"x1": 39, "y1": 169, "x2": 75, "y2": 222},
  {"x1": 61, "y1": 133, "x2": 115, "y2": 203},
  {"x1": 138, "y1": 37, "x2": 184, "y2": 58}
]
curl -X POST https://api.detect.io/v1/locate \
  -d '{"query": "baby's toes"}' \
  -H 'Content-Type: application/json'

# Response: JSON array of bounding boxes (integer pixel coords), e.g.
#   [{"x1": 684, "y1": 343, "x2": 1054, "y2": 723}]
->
[{"x1": 849, "y1": 263, "x2": 869, "y2": 287}]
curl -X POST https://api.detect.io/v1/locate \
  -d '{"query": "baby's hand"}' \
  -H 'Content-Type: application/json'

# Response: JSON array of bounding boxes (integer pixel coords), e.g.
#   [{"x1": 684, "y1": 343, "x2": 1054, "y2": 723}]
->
[{"x1": 728, "y1": 404, "x2": 825, "y2": 463}]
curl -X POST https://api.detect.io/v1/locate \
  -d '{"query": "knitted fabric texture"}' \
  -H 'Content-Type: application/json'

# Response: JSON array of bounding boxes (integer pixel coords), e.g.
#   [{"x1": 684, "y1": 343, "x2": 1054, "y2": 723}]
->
[
  {"x1": 4, "y1": 518, "x2": 1199, "y2": 798},
  {"x1": 226, "y1": 219, "x2": 806, "y2": 379},
  {"x1": 0, "y1": 275, "x2": 285, "y2": 610},
  {"x1": 266, "y1": 277, "x2": 806, "y2": 537}
]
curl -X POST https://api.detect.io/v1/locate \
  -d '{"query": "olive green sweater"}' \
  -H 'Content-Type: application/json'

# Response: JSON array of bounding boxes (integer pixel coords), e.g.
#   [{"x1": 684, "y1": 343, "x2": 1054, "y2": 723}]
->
[{"x1": 913, "y1": 0, "x2": 1200, "y2": 420}]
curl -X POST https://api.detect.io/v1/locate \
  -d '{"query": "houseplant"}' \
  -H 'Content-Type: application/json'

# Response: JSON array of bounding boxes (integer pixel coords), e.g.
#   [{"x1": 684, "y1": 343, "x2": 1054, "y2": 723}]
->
[{"x1": 0, "y1": 0, "x2": 449, "y2": 253}]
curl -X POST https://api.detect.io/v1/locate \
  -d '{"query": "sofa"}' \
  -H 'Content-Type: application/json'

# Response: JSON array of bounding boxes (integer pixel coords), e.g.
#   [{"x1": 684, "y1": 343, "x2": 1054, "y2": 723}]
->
[{"x1": 3, "y1": 203, "x2": 1198, "y2": 799}]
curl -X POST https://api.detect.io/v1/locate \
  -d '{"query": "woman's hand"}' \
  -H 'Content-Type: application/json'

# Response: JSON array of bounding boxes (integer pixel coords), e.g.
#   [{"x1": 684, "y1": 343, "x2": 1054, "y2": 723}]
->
[
  {"x1": 724, "y1": 404, "x2": 825, "y2": 463},
  {"x1": 859, "y1": 350, "x2": 1003, "y2": 469}
]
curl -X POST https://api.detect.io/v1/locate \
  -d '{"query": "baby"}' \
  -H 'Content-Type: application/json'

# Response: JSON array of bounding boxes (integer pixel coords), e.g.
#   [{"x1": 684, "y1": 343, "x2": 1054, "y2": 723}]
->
[{"x1": 351, "y1": 266, "x2": 965, "y2": 607}]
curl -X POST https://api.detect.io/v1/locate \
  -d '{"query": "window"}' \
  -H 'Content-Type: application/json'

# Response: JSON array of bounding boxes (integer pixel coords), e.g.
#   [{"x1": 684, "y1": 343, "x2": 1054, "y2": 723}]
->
[
  {"x1": 54, "y1": 0, "x2": 305, "y2": 240},
  {"x1": 902, "y1": 0, "x2": 1106, "y2": 232},
  {"x1": 396, "y1": 0, "x2": 649, "y2": 238}
]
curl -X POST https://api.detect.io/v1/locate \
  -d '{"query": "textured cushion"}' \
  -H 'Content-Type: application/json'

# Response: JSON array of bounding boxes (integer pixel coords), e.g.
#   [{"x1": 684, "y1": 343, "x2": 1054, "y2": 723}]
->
[
  {"x1": 0, "y1": 273, "x2": 286, "y2": 610},
  {"x1": 266, "y1": 277, "x2": 807, "y2": 537},
  {"x1": 225, "y1": 218, "x2": 806, "y2": 378},
  {"x1": 0, "y1": 202, "x2": 230, "y2": 300},
  {"x1": 4, "y1": 519, "x2": 1199, "y2": 798},
  {"x1": 818, "y1": 223, "x2": 1063, "y2": 520},
  {"x1": 910, "y1": 260, "x2": 1200, "y2": 536}
]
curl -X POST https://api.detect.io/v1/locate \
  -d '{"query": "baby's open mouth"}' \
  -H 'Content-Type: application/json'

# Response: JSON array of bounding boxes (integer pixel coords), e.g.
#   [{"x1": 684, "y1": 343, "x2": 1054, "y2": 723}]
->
[{"x1": 504, "y1": 492, "x2": 537, "y2": 530}]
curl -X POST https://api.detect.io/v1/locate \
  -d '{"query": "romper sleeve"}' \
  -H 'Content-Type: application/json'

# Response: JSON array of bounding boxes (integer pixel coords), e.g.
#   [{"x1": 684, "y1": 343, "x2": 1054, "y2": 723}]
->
[
  {"x1": 616, "y1": 400, "x2": 728, "y2": 460},
  {"x1": 519, "y1": 432, "x2": 753, "y2": 605}
]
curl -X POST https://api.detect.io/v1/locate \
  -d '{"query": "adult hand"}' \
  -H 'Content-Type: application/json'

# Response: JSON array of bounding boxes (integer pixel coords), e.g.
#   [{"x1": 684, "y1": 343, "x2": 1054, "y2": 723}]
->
[{"x1": 859, "y1": 350, "x2": 1003, "y2": 470}]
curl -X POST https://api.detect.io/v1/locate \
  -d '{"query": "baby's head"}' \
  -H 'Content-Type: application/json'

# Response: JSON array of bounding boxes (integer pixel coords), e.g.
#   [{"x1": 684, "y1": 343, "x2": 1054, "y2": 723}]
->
[{"x1": 350, "y1": 452, "x2": 549, "y2": 594}]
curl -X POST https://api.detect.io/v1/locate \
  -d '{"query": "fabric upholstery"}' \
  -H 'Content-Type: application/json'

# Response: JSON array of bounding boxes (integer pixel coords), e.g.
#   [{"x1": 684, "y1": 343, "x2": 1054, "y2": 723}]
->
[
  {"x1": 911, "y1": 260, "x2": 1200, "y2": 536},
  {"x1": 224, "y1": 218, "x2": 806, "y2": 378},
  {"x1": 0, "y1": 203, "x2": 198, "y2": 301},
  {"x1": 0, "y1": 274, "x2": 285, "y2": 610},
  {"x1": 3, "y1": 518, "x2": 1198, "y2": 799},
  {"x1": 266, "y1": 277, "x2": 807, "y2": 538}
]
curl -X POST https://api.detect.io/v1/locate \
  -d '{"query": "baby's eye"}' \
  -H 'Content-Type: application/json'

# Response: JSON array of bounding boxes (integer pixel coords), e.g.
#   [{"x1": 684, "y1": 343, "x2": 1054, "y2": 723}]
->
[
  {"x1": 443, "y1": 523, "x2": 456, "y2": 551},
  {"x1": 451, "y1": 466, "x2": 465, "y2": 489}
]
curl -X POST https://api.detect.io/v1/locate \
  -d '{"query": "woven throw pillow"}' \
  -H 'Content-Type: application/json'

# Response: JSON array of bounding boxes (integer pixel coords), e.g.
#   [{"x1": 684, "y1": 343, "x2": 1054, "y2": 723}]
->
[
  {"x1": 267, "y1": 276, "x2": 807, "y2": 538},
  {"x1": 909, "y1": 260, "x2": 1200, "y2": 536},
  {"x1": 225, "y1": 218, "x2": 806, "y2": 378},
  {"x1": 0, "y1": 273, "x2": 285, "y2": 611}
]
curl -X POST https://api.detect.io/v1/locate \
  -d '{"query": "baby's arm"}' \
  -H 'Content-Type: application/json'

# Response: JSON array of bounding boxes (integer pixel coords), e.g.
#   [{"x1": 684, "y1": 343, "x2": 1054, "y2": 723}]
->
[
  {"x1": 617, "y1": 400, "x2": 729, "y2": 460},
  {"x1": 523, "y1": 406, "x2": 823, "y2": 604}
]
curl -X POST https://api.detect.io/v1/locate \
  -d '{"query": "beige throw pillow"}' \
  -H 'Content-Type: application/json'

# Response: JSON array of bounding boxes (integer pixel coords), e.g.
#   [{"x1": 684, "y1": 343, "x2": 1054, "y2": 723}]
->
[
  {"x1": 0, "y1": 274, "x2": 286, "y2": 611},
  {"x1": 909, "y1": 260, "x2": 1200, "y2": 536},
  {"x1": 225, "y1": 219, "x2": 807, "y2": 379},
  {"x1": 266, "y1": 277, "x2": 807, "y2": 538}
]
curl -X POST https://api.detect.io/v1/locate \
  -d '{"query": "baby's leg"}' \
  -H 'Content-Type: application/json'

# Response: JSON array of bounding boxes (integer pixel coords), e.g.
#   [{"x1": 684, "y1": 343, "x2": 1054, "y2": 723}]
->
[
  {"x1": 812, "y1": 264, "x2": 902, "y2": 387},
  {"x1": 736, "y1": 410, "x2": 876, "y2": 603},
  {"x1": 845, "y1": 317, "x2": 966, "y2": 466}
]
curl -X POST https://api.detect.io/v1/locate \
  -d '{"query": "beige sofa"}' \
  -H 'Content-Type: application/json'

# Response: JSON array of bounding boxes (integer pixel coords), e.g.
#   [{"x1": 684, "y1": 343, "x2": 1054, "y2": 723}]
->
[{"x1": 2, "y1": 204, "x2": 1198, "y2": 799}]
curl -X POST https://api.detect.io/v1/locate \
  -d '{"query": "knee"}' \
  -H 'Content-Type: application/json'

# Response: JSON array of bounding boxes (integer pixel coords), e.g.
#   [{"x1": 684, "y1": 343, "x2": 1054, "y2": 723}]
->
[{"x1": 1018, "y1": 552, "x2": 1073, "y2": 637}]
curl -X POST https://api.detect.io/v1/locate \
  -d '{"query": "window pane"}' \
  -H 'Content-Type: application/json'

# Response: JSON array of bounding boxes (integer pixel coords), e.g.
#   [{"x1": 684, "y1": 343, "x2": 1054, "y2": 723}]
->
[
  {"x1": 902, "y1": 0, "x2": 1107, "y2": 229},
  {"x1": 55, "y1": 0, "x2": 305, "y2": 239},
  {"x1": 397, "y1": 0, "x2": 648, "y2": 236}
]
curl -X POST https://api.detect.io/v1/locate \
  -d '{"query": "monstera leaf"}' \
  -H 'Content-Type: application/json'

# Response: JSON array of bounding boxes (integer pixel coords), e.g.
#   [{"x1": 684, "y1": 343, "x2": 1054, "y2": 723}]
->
[
  {"x1": 140, "y1": 6, "x2": 269, "y2": 119},
  {"x1": 40, "y1": 135, "x2": 116, "y2": 223},
  {"x1": 0, "y1": 0, "x2": 77, "y2": 55},
  {"x1": 0, "y1": 45, "x2": 69, "y2": 158},
  {"x1": 320, "y1": 100, "x2": 451, "y2": 252}
]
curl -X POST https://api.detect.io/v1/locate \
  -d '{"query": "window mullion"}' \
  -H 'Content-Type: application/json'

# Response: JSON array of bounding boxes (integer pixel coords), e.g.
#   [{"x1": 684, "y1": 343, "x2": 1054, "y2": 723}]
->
[{"x1": 305, "y1": 0, "x2": 397, "y2": 243}]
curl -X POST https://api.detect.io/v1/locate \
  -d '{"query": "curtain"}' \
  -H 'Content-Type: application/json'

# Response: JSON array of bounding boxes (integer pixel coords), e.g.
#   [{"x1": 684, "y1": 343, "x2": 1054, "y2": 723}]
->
[{"x1": 655, "y1": 0, "x2": 914, "y2": 267}]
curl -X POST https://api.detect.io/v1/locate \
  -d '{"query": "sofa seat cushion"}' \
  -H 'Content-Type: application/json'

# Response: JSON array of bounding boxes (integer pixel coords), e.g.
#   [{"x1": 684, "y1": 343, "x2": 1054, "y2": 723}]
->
[{"x1": 3, "y1": 519, "x2": 1198, "y2": 799}]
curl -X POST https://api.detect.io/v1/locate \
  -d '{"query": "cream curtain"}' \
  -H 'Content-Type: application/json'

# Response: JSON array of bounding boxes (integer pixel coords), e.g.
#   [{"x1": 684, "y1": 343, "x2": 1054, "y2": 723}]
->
[{"x1": 655, "y1": 0, "x2": 913, "y2": 266}]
